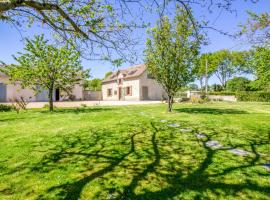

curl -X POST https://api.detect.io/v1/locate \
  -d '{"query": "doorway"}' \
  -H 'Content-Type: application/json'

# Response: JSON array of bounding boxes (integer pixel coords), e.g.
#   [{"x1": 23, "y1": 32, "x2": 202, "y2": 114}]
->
[
  {"x1": 142, "y1": 86, "x2": 148, "y2": 100},
  {"x1": 55, "y1": 88, "x2": 60, "y2": 101},
  {"x1": 0, "y1": 83, "x2": 6, "y2": 102}
]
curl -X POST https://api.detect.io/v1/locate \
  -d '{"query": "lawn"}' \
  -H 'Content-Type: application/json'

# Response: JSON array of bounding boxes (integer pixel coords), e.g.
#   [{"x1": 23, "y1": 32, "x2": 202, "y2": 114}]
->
[{"x1": 0, "y1": 102, "x2": 269, "y2": 200}]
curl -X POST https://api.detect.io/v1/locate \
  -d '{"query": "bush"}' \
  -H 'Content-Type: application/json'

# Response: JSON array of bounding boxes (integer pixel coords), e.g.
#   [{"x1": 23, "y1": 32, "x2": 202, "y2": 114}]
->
[
  {"x1": 0, "y1": 104, "x2": 14, "y2": 112},
  {"x1": 190, "y1": 95, "x2": 209, "y2": 104},
  {"x1": 43, "y1": 104, "x2": 57, "y2": 109},
  {"x1": 81, "y1": 103, "x2": 87, "y2": 108},
  {"x1": 208, "y1": 91, "x2": 236, "y2": 96},
  {"x1": 190, "y1": 96, "x2": 203, "y2": 104},
  {"x1": 211, "y1": 84, "x2": 224, "y2": 92},
  {"x1": 226, "y1": 77, "x2": 251, "y2": 92},
  {"x1": 178, "y1": 97, "x2": 190, "y2": 102},
  {"x1": 236, "y1": 91, "x2": 270, "y2": 102}
]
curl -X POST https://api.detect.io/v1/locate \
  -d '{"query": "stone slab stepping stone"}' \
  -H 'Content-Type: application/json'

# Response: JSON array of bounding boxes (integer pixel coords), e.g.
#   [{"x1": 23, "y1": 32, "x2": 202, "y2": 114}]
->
[
  {"x1": 262, "y1": 164, "x2": 270, "y2": 171},
  {"x1": 196, "y1": 133, "x2": 206, "y2": 139},
  {"x1": 160, "y1": 120, "x2": 167, "y2": 123},
  {"x1": 180, "y1": 129, "x2": 192, "y2": 133},
  {"x1": 228, "y1": 149, "x2": 250, "y2": 156},
  {"x1": 205, "y1": 140, "x2": 223, "y2": 149},
  {"x1": 168, "y1": 123, "x2": 180, "y2": 128}
]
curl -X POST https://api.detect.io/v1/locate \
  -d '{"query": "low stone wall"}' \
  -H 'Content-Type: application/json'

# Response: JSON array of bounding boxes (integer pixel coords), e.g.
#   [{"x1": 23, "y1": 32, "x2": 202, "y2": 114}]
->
[
  {"x1": 83, "y1": 91, "x2": 102, "y2": 101},
  {"x1": 207, "y1": 95, "x2": 237, "y2": 102}
]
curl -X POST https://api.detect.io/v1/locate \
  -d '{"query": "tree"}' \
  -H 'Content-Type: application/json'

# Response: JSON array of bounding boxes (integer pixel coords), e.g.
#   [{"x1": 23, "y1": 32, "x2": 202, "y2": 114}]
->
[
  {"x1": 240, "y1": 11, "x2": 270, "y2": 46},
  {"x1": 0, "y1": 0, "x2": 143, "y2": 61},
  {"x1": 1, "y1": 35, "x2": 89, "y2": 111},
  {"x1": 248, "y1": 46, "x2": 270, "y2": 90},
  {"x1": 211, "y1": 84, "x2": 223, "y2": 92},
  {"x1": 145, "y1": 7, "x2": 201, "y2": 112},
  {"x1": 0, "y1": 1, "x2": 259, "y2": 61},
  {"x1": 226, "y1": 77, "x2": 251, "y2": 92},
  {"x1": 194, "y1": 53, "x2": 216, "y2": 91},
  {"x1": 188, "y1": 83, "x2": 199, "y2": 91},
  {"x1": 210, "y1": 50, "x2": 249, "y2": 89},
  {"x1": 104, "y1": 71, "x2": 113, "y2": 79},
  {"x1": 84, "y1": 78, "x2": 102, "y2": 91}
]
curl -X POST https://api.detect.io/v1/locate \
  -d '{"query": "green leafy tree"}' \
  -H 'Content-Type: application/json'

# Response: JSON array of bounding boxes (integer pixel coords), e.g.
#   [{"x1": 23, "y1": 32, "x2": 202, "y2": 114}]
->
[
  {"x1": 1, "y1": 35, "x2": 89, "y2": 111},
  {"x1": 210, "y1": 50, "x2": 249, "y2": 89},
  {"x1": 226, "y1": 77, "x2": 251, "y2": 92},
  {"x1": 194, "y1": 53, "x2": 216, "y2": 91},
  {"x1": 0, "y1": 0, "x2": 142, "y2": 61},
  {"x1": 211, "y1": 84, "x2": 223, "y2": 92},
  {"x1": 84, "y1": 78, "x2": 102, "y2": 91},
  {"x1": 249, "y1": 47, "x2": 270, "y2": 90},
  {"x1": 240, "y1": 11, "x2": 270, "y2": 45},
  {"x1": 104, "y1": 71, "x2": 113, "y2": 79},
  {"x1": 188, "y1": 83, "x2": 199, "y2": 91},
  {"x1": 145, "y1": 7, "x2": 201, "y2": 112}
]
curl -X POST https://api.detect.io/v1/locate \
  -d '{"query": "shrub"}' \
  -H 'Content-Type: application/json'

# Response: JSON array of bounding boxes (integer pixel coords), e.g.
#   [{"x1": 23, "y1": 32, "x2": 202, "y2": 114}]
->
[
  {"x1": 226, "y1": 77, "x2": 251, "y2": 92},
  {"x1": 211, "y1": 84, "x2": 223, "y2": 92},
  {"x1": 43, "y1": 104, "x2": 57, "y2": 109},
  {"x1": 190, "y1": 96, "x2": 210, "y2": 104},
  {"x1": 178, "y1": 97, "x2": 190, "y2": 102},
  {"x1": 236, "y1": 91, "x2": 270, "y2": 102},
  {"x1": 9, "y1": 97, "x2": 31, "y2": 113},
  {"x1": 190, "y1": 96, "x2": 203, "y2": 103},
  {"x1": 0, "y1": 104, "x2": 14, "y2": 112},
  {"x1": 208, "y1": 91, "x2": 236, "y2": 96},
  {"x1": 81, "y1": 104, "x2": 87, "y2": 108}
]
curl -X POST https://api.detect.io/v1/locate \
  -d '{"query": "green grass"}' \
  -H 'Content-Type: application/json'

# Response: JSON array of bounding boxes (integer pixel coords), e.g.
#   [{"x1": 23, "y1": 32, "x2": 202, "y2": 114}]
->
[{"x1": 0, "y1": 102, "x2": 269, "y2": 200}]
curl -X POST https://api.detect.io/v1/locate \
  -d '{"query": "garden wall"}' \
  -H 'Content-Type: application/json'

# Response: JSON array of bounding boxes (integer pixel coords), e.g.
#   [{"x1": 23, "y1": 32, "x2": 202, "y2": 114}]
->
[
  {"x1": 83, "y1": 90, "x2": 102, "y2": 101},
  {"x1": 207, "y1": 95, "x2": 237, "y2": 102}
]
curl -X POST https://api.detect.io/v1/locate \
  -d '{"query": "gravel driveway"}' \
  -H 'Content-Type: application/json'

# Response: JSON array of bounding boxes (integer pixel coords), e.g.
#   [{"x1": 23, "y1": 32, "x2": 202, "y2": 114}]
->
[{"x1": 1, "y1": 101, "x2": 162, "y2": 109}]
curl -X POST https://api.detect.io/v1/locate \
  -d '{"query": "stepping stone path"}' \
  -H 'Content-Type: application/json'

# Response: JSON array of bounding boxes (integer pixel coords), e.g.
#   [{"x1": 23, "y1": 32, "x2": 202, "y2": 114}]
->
[
  {"x1": 262, "y1": 164, "x2": 270, "y2": 171},
  {"x1": 228, "y1": 149, "x2": 250, "y2": 156},
  {"x1": 205, "y1": 140, "x2": 223, "y2": 149},
  {"x1": 168, "y1": 123, "x2": 180, "y2": 128},
  {"x1": 179, "y1": 129, "x2": 192, "y2": 133},
  {"x1": 159, "y1": 120, "x2": 260, "y2": 160},
  {"x1": 196, "y1": 133, "x2": 206, "y2": 139}
]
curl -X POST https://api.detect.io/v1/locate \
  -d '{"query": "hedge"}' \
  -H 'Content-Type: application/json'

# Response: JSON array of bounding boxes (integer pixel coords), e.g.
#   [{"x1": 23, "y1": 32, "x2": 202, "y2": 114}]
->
[
  {"x1": 208, "y1": 91, "x2": 236, "y2": 96},
  {"x1": 236, "y1": 91, "x2": 270, "y2": 102},
  {"x1": 0, "y1": 104, "x2": 14, "y2": 112}
]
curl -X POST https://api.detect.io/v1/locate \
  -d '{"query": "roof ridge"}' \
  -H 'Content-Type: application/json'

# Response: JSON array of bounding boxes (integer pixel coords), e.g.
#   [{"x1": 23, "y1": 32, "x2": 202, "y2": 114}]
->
[{"x1": 102, "y1": 64, "x2": 146, "y2": 83}]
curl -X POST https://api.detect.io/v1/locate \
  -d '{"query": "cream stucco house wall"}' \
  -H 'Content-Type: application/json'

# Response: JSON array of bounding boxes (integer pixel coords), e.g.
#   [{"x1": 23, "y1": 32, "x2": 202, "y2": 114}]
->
[
  {"x1": 0, "y1": 72, "x2": 84, "y2": 102},
  {"x1": 102, "y1": 64, "x2": 166, "y2": 101}
]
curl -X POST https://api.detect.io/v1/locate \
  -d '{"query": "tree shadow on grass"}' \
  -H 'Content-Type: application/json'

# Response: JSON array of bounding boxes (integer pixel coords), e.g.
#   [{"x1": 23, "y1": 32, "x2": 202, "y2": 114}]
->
[
  {"x1": 40, "y1": 107, "x2": 114, "y2": 114},
  {"x1": 4, "y1": 121, "x2": 269, "y2": 199},
  {"x1": 123, "y1": 131, "x2": 270, "y2": 200},
  {"x1": 175, "y1": 108, "x2": 248, "y2": 115}
]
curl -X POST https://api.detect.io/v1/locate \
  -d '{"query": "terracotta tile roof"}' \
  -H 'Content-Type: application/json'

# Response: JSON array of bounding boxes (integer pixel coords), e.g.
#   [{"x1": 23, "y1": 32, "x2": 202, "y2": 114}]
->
[{"x1": 102, "y1": 64, "x2": 147, "y2": 83}]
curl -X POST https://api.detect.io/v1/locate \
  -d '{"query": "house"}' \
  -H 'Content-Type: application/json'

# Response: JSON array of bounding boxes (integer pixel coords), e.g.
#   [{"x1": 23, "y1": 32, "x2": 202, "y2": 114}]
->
[
  {"x1": 0, "y1": 71, "x2": 84, "y2": 102},
  {"x1": 102, "y1": 64, "x2": 166, "y2": 101}
]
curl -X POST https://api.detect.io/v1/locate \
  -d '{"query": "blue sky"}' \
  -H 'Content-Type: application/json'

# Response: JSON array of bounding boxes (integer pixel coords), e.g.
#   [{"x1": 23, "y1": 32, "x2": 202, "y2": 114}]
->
[{"x1": 0, "y1": 0, "x2": 269, "y2": 84}]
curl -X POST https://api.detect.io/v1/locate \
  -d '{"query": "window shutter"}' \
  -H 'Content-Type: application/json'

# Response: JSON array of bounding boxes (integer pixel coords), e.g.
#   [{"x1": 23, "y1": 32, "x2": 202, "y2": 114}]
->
[{"x1": 130, "y1": 86, "x2": 132, "y2": 96}]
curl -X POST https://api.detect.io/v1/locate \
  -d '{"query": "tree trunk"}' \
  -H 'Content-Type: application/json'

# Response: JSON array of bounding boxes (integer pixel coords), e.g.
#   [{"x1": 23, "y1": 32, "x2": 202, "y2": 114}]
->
[
  {"x1": 48, "y1": 88, "x2": 54, "y2": 112},
  {"x1": 205, "y1": 58, "x2": 208, "y2": 93},
  {"x1": 167, "y1": 95, "x2": 173, "y2": 112},
  {"x1": 199, "y1": 77, "x2": 203, "y2": 92}
]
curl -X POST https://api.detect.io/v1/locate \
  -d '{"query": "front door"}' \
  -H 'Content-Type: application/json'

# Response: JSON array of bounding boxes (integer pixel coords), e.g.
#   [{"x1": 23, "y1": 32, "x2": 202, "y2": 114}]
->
[
  {"x1": 55, "y1": 88, "x2": 60, "y2": 101},
  {"x1": 0, "y1": 83, "x2": 6, "y2": 102},
  {"x1": 142, "y1": 86, "x2": 148, "y2": 100}
]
